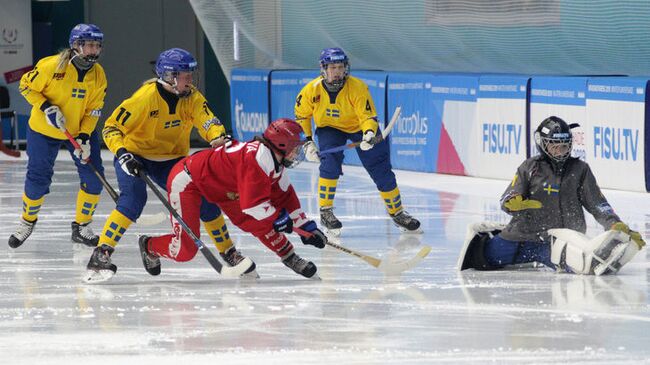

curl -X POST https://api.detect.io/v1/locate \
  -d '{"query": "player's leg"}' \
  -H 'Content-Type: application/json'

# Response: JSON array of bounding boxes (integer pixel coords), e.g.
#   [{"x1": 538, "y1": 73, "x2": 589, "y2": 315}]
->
[
  {"x1": 200, "y1": 199, "x2": 258, "y2": 277},
  {"x1": 67, "y1": 130, "x2": 104, "y2": 246},
  {"x1": 315, "y1": 127, "x2": 347, "y2": 235},
  {"x1": 356, "y1": 134, "x2": 421, "y2": 232},
  {"x1": 9, "y1": 127, "x2": 60, "y2": 248},
  {"x1": 226, "y1": 203, "x2": 317, "y2": 278},
  {"x1": 458, "y1": 222, "x2": 551, "y2": 270},
  {"x1": 549, "y1": 228, "x2": 641, "y2": 275},
  {"x1": 85, "y1": 157, "x2": 147, "y2": 282}
]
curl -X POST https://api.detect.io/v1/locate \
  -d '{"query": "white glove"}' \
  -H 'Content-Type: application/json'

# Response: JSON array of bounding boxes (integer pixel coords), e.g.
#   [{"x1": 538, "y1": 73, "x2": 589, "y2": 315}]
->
[
  {"x1": 360, "y1": 130, "x2": 376, "y2": 151},
  {"x1": 74, "y1": 133, "x2": 91, "y2": 164},
  {"x1": 304, "y1": 140, "x2": 320, "y2": 162},
  {"x1": 210, "y1": 134, "x2": 232, "y2": 148},
  {"x1": 44, "y1": 105, "x2": 66, "y2": 130}
]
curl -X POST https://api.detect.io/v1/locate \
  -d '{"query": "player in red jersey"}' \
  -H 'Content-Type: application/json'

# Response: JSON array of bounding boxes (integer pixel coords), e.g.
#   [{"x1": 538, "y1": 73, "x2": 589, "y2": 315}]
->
[{"x1": 138, "y1": 118, "x2": 327, "y2": 278}]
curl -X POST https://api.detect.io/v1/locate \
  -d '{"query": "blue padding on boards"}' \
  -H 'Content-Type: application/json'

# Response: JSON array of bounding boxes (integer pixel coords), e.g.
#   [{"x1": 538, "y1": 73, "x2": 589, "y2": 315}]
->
[
  {"x1": 230, "y1": 69, "x2": 271, "y2": 142},
  {"x1": 270, "y1": 70, "x2": 319, "y2": 121},
  {"x1": 387, "y1": 72, "x2": 478, "y2": 173},
  {"x1": 343, "y1": 71, "x2": 387, "y2": 167}
]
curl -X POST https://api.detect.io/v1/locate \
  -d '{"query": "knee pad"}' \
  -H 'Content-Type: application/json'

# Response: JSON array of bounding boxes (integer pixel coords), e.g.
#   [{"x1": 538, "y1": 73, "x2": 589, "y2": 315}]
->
[
  {"x1": 549, "y1": 228, "x2": 639, "y2": 275},
  {"x1": 458, "y1": 222, "x2": 506, "y2": 271}
]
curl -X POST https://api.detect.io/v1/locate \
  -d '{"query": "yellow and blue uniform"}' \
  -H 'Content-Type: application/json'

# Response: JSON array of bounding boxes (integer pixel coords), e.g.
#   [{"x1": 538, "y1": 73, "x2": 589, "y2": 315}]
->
[
  {"x1": 295, "y1": 76, "x2": 403, "y2": 214},
  {"x1": 97, "y1": 81, "x2": 232, "y2": 251},
  {"x1": 18, "y1": 53, "x2": 107, "y2": 224}
]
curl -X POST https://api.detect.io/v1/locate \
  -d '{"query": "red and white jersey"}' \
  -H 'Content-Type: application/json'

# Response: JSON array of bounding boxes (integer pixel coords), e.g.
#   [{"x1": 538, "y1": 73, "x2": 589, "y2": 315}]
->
[{"x1": 184, "y1": 140, "x2": 303, "y2": 225}]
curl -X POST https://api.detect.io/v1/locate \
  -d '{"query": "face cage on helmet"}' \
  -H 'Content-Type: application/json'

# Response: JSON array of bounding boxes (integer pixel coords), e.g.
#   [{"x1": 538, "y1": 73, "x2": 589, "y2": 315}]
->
[
  {"x1": 281, "y1": 142, "x2": 307, "y2": 168},
  {"x1": 160, "y1": 69, "x2": 199, "y2": 97},
  {"x1": 72, "y1": 39, "x2": 103, "y2": 64},
  {"x1": 540, "y1": 137, "x2": 572, "y2": 162},
  {"x1": 320, "y1": 62, "x2": 350, "y2": 90}
]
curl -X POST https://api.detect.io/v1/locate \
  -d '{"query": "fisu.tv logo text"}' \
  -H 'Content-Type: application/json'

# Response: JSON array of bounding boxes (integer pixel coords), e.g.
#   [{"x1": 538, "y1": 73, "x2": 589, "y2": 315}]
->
[
  {"x1": 482, "y1": 123, "x2": 522, "y2": 154},
  {"x1": 593, "y1": 126, "x2": 639, "y2": 161}
]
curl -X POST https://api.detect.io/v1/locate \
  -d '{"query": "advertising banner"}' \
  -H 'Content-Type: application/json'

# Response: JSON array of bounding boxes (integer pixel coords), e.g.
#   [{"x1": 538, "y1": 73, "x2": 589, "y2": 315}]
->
[
  {"x1": 469, "y1": 75, "x2": 529, "y2": 179},
  {"x1": 585, "y1": 77, "x2": 648, "y2": 192},
  {"x1": 230, "y1": 69, "x2": 270, "y2": 142},
  {"x1": 387, "y1": 73, "x2": 477, "y2": 173}
]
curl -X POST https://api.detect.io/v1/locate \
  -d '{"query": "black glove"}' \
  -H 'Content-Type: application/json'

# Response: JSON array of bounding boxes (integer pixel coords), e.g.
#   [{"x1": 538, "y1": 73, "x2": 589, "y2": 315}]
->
[
  {"x1": 116, "y1": 148, "x2": 144, "y2": 177},
  {"x1": 273, "y1": 208, "x2": 293, "y2": 233},
  {"x1": 299, "y1": 220, "x2": 327, "y2": 249}
]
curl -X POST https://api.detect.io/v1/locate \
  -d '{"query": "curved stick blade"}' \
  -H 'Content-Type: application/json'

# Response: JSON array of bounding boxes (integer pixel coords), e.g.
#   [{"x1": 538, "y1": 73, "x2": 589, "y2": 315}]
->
[
  {"x1": 378, "y1": 246, "x2": 432, "y2": 275},
  {"x1": 136, "y1": 212, "x2": 168, "y2": 226}
]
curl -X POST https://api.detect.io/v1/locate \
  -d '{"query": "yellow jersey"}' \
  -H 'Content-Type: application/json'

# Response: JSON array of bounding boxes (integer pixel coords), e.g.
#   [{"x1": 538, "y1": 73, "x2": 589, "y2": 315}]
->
[
  {"x1": 294, "y1": 76, "x2": 378, "y2": 137},
  {"x1": 102, "y1": 81, "x2": 225, "y2": 160},
  {"x1": 19, "y1": 54, "x2": 107, "y2": 139}
]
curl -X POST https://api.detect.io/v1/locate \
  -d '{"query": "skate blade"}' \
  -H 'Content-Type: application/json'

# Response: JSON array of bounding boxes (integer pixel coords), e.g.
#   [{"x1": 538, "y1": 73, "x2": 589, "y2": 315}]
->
[
  {"x1": 397, "y1": 226, "x2": 424, "y2": 234},
  {"x1": 326, "y1": 228, "x2": 341, "y2": 237},
  {"x1": 309, "y1": 273, "x2": 322, "y2": 280},
  {"x1": 240, "y1": 269, "x2": 260, "y2": 279},
  {"x1": 83, "y1": 269, "x2": 115, "y2": 284}
]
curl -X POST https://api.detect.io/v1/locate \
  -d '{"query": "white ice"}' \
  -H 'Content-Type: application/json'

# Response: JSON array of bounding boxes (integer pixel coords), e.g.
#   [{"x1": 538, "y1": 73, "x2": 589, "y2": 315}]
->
[{"x1": 1, "y1": 151, "x2": 650, "y2": 364}]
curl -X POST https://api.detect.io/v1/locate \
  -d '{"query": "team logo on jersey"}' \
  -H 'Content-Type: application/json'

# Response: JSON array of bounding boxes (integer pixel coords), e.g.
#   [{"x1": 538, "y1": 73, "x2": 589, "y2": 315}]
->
[
  {"x1": 71, "y1": 88, "x2": 86, "y2": 99},
  {"x1": 149, "y1": 110, "x2": 159, "y2": 118},
  {"x1": 164, "y1": 120, "x2": 181, "y2": 129},
  {"x1": 53, "y1": 72, "x2": 65, "y2": 80},
  {"x1": 542, "y1": 182, "x2": 560, "y2": 195},
  {"x1": 226, "y1": 192, "x2": 239, "y2": 201},
  {"x1": 326, "y1": 108, "x2": 340, "y2": 118}
]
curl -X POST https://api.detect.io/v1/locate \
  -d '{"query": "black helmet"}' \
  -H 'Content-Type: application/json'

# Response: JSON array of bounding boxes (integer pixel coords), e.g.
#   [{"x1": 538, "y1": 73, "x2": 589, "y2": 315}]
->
[{"x1": 534, "y1": 116, "x2": 573, "y2": 164}]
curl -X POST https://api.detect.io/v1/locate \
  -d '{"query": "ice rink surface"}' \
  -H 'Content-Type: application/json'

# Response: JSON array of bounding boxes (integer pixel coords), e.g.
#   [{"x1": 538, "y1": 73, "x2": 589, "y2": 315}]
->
[{"x1": 1, "y1": 151, "x2": 650, "y2": 364}]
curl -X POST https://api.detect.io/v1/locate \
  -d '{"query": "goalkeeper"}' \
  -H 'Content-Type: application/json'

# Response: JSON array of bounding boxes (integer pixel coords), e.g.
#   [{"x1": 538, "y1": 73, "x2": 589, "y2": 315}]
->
[{"x1": 459, "y1": 116, "x2": 645, "y2": 274}]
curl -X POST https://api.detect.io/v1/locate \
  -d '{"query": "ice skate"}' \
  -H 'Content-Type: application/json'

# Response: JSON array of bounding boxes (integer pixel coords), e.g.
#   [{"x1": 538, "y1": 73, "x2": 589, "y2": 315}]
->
[
  {"x1": 221, "y1": 246, "x2": 259, "y2": 279},
  {"x1": 282, "y1": 252, "x2": 319, "y2": 279},
  {"x1": 71, "y1": 221, "x2": 100, "y2": 247},
  {"x1": 391, "y1": 210, "x2": 422, "y2": 233},
  {"x1": 138, "y1": 236, "x2": 161, "y2": 276},
  {"x1": 8, "y1": 218, "x2": 36, "y2": 249},
  {"x1": 320, "y1": 206, "x2": 342, "y2": 237},
  {"x1": 84, "y1": 244, "x2": 117, "y2": 283}
]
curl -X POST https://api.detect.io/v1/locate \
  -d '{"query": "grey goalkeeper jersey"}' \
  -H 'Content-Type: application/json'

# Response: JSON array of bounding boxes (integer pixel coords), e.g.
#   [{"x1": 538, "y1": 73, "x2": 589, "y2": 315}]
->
[{"x1": 498, "y1": 156, "x2": 620, "y2": 242}]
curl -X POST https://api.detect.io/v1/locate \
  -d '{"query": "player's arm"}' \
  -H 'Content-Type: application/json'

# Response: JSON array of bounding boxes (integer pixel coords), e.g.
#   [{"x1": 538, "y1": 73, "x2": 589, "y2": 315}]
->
[
  {"x1": 500, "y1": 162, "x2": 542, "y2": 213},
  {"x1": 191, "y1": 94, "x2": 227, "y2": 145},
  {"x1": 578, "y1": 165, "x2": 622, "y2": 229},
  {"x1": 102, "y1": 99, "x2": 141, "y2": 155},
  {"x1": 353, "y1": 85, "x2": 379, "y2": 135},
  {"x1": 294, "y1": 84, "x2": 314, "y2": 138},
  {"x1": 19, "y1": 61, "x2": 51, "y2": 110}
]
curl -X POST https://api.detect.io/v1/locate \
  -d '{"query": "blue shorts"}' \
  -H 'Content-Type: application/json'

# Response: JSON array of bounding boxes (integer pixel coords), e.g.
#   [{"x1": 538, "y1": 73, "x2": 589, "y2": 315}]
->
[
  {"x1": 24, "y1": 125, "x2": 104, "y2": 199},
  {"x1": 316, "y1": 126, "x2": 397, "y2": 192}
]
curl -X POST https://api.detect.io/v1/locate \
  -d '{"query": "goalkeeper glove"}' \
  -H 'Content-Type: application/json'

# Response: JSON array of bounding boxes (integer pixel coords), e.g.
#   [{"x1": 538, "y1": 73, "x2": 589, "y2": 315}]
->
[
  {"x1": 611, "y1": 222, "x2": 646, "y2": 249},
  {"x1": 503, "y1": 195, "x2": 542, "y2": 212}
]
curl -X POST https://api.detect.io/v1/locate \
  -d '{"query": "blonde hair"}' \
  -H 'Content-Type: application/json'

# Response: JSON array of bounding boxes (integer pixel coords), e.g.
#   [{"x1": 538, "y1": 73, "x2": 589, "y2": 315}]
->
[
  {"x1": 56, "y1": 48, "x2": 74, "y2": 71},
  {"x1": 142, "y1": 78, "x2": 157, "y2": 85}
]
